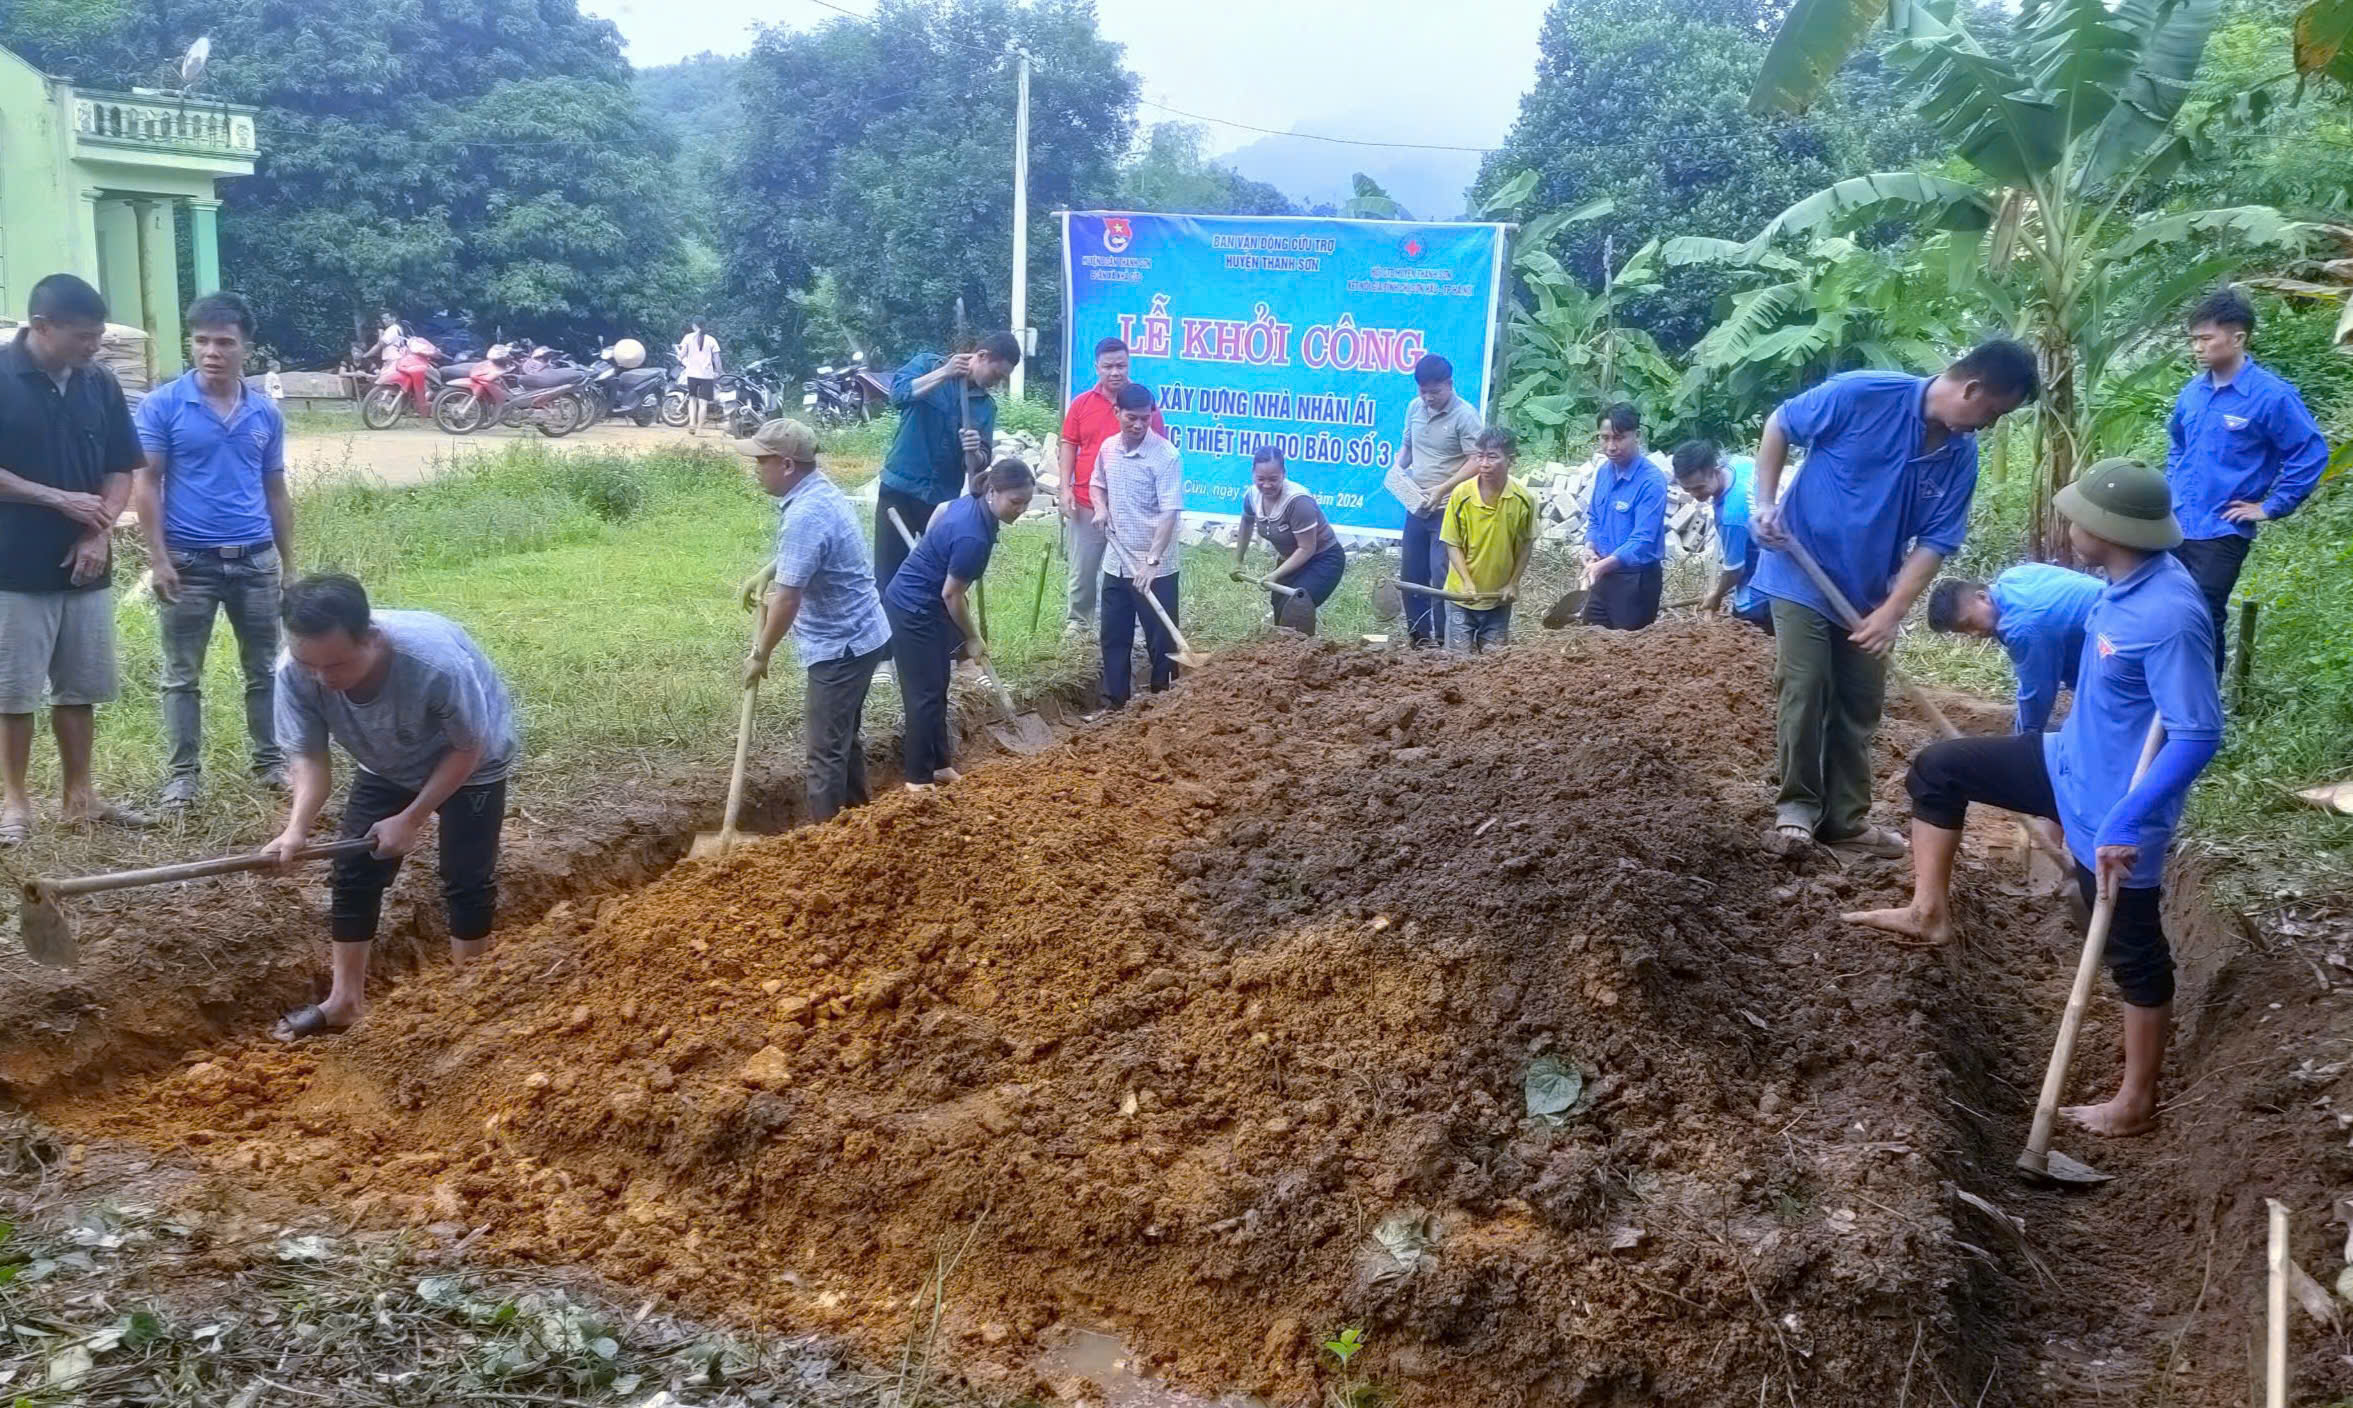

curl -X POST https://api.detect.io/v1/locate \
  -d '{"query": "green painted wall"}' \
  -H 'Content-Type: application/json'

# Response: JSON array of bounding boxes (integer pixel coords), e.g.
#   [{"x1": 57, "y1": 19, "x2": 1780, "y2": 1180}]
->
[{"x1": 0, "y1": 46, "x2": 88, "y2": 321}]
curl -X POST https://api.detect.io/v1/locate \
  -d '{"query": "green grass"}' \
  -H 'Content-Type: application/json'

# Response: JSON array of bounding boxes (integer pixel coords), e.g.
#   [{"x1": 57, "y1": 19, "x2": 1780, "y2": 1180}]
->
[{"x1": 1, "y1": 442, "x2": 1406, "y2": 880}]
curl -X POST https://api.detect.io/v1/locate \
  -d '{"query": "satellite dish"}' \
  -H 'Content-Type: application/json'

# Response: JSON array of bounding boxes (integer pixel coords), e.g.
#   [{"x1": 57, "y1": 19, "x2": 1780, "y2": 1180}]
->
[{"x1": 178, "y1": 35, "x2": 211, "y2": 91}]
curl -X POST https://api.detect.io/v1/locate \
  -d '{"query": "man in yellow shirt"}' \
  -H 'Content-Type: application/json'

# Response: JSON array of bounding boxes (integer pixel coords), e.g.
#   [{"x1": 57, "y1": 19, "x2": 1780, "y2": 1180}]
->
[{"x1": 1439, "y1": 428, "x2": 1538, "y2": 653}]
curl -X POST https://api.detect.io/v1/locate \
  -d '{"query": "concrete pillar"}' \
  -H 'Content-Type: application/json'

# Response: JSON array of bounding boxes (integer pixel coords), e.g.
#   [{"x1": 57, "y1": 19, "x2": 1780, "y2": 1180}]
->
[
  {"x1": 188, "y1": 199, "x2": 222, "y2": 295},
  {"x1": 77, "y1": 189, "x2": 104, "y2": 286},
  {"x1": 94, "y1": 199, "x2": 141, "y2": 322},
  {"x1": 133, "y1": 200, "x2": 183, "y2": 376}
]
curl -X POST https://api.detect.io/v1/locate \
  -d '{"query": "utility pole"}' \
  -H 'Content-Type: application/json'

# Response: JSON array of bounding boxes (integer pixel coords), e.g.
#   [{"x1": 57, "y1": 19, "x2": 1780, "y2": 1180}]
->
[{"x1": 1009, "y1": 46, "x2": 1032, "y2": 402}]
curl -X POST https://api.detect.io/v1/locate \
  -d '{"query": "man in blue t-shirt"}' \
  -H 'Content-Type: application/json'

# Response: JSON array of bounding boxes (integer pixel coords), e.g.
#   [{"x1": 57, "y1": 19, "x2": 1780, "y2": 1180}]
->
[
  {"x1": 1670, "y1": 440, "x2": 1769, "y2": 633},
  {"x1": 131, "y1": 292, "x2": 295, "y2": 810},
  {"x1": 874, "y1": 332, "x2": 1020, "y2": 597},
  {"x1": 1751, "y1": 341, "x2": 2040, "y2": 856},
  {"x1": 1925, "y1": 563, "x2": 2105, "y2": 734},
  {"x1": 2164, "y1": 286, "x2": 2330, "y2": 677},
  {"x1": 1849, "y1": 460, "x2": 2223, "y2": 1140},
  {"x1": 1581, "y1": 402, "x2": 1668, "y2": 630}
]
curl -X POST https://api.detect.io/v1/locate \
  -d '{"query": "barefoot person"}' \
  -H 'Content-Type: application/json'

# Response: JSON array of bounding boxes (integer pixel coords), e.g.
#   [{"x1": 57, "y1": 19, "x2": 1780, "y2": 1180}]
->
[
  {"x1": 1440, "y1": 427, "x2": 1538, "y2": 653},
  {"x1": 0, "y1": 274, "x2": 153, "y2": 847},
  {"x1": 738, "y1": 419, "x2": 890, "y2": 821},
  {"x1": 1846, "y1": 461, "x2": 2223, "y2": 1138},
  {"x1": 1750, "y1": 340, "x2": 2039, "y2": 857},
  {"x1": 882, "y1": 459, "x2": 1036, "y2": 789},
  {"x1": 1925, "y1": 563, "x2": 2104, "y2": 735},
  {"x1": 1235, "y1": 447, "x2": 1345, "y2": 616},
  {"x1": 266, "y1": 573, "x2": 519, "y2": 1041}
]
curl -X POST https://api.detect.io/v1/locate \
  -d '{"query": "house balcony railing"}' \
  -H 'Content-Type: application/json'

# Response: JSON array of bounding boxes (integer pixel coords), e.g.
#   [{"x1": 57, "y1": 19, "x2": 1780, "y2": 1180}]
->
[{"x1": 72, "y1": 91, "x2": 258, "y2": 157}]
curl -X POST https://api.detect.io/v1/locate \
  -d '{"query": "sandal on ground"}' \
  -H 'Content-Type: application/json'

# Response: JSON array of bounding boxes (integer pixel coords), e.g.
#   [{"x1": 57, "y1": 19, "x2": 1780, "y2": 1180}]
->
[
  {"x1": 1822, "y1": 824, "x2": 1908, "y2": 859},
  {"x1": 1771, "y1": 821, "x2": 1815, "y2": 850},
  {"x1": 0, "y1": 814, "x2": 28, "y2": 847},
  {"x1": 272, "y1": 1004, "x2": 352, "y2": 1043},
  {"x1": 66, "y1": 800, "x2": 157, "y2": 831}
]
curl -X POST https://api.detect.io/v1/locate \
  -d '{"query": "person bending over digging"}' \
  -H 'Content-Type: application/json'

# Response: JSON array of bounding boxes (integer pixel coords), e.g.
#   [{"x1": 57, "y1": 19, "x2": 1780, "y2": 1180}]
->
[
  {"x1": 1926, "y1": 563, "x2": 2105, "y2": 736},
  {"x1": 1439, "y1": 427, "x2": 1537, "y2": 653},
  {"x1": 264, "y1": 573, "x2": 520, "y2": 1041},
  {"x1": 1235, "y1": 446, "x2": 1346, "y2": 618},
  {"x1": 1846, "y1": 461, "x2": 2223, "y2": 1138},
  {"x1": 881, "y1": 458, "x2": 1036, "y2": 790}
]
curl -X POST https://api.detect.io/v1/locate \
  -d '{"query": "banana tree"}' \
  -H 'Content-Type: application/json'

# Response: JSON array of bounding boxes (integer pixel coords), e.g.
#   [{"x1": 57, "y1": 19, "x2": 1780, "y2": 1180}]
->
[
  {"x1": 1745, "y1": 0, "x2": 2318, "y2": 555},
  {"x1": 1481, "y1": 177, "x2": 1681, "y2": 460},
  {"x1": 1663, "y1": 233, "x2": 1973, "y2": 429}
]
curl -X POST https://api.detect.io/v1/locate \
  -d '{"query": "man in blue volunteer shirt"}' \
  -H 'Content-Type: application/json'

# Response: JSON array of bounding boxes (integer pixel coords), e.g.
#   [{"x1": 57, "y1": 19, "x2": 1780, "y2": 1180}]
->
[
  {"x1": 1670, "y1": 440, "x2": 1770, "y2": 633},
  {"x1": 132, "y1": 292, "x2": 296, "y2": 810},
  {"x1": 1751, "y1": 340, "x2": 2040, "y2": 856},
  {"x1": 737, "y1": 419, "x2": 891, "y2": 822},
  {"x1": 1581, "y1": 403, "x2": 1667, "y2": 630},
  {"x1": 2164, "y1": 286, "x2": 2329, "y2": 676},
  {"x1": 874, "y1": 332, "x2": 1020, "y2": 595},
  {"x1": 1848, "y1": 460, "x2": 2222, "y2": 1139},
  {"x1": 1925, "y1": 564, "x2": 2105, "y2": 734}
]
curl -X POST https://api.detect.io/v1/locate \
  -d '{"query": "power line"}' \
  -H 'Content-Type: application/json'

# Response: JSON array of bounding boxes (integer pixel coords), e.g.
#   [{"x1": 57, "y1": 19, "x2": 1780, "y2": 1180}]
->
[{"x1": 786, "y1": 0, "x2": 1505, "y2": 156}]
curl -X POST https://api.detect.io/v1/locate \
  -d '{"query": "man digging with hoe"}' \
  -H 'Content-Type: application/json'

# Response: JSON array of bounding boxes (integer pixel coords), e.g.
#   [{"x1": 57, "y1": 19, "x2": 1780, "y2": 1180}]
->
[{"x1": 1846, "y1": 461, "x2": 2224, "y2": 1141}]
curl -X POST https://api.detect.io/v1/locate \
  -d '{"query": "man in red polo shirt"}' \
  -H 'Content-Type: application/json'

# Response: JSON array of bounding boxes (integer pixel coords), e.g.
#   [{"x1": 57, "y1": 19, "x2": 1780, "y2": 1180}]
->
[{"x1": 1058, "y1": 337, "x2": 1164, "y2": 635}]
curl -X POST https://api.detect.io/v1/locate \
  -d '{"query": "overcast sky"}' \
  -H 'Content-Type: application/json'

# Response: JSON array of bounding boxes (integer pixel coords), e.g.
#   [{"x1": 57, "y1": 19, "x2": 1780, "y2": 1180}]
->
[{"x1": 582, "y1": 0, "x2": 1546, "y2": 156}]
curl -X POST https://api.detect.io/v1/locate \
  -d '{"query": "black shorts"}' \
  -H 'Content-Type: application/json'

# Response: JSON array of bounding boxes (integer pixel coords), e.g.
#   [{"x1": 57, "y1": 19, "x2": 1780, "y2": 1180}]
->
[
  {"x1": 685, "y1": 377, "x2": 716, "y2": 402},
  {"x1": 1907, "y1": 733, "x2": 2173, "y2": 1007}
]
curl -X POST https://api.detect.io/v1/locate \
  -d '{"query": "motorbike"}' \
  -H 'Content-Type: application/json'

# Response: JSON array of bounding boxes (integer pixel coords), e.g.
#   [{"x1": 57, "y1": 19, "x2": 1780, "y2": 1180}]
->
[
  {"x1": 713, "y1": 357, "x2": 790, "y2": 438},
  {"x1": 580, "y1": 346, "x2": 674, "y2": 428},
  {"x1": 800, "y1": 353, "x2": 886, "y2": 426},
  {"x1": 359, "y1": 337, "x2": 455, "y2": 429},
  {"x1": 657, "y1": 358, "x2": 695, "y2": 428},
  {"x1": 430, "y1": 347, "x2": 585, "y2": 437}
]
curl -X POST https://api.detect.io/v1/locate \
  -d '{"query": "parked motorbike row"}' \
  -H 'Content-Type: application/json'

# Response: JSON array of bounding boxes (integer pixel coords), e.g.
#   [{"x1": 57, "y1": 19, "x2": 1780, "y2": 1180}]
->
[{"x1": 362, "y1": 339, "x2": 892, "y2": 439}]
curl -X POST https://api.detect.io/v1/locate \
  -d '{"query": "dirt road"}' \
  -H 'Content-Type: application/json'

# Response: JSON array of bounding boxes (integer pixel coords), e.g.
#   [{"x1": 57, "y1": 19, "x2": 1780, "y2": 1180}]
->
[{"x1": 283, "y1": 419, "x2": 707, "y2": 489}]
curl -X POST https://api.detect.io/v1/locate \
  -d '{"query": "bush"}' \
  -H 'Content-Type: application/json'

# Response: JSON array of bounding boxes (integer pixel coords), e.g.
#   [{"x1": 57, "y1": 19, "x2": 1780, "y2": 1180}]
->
[{"x1": 561, "y1": 461, "x2": 647, "y2": 523}]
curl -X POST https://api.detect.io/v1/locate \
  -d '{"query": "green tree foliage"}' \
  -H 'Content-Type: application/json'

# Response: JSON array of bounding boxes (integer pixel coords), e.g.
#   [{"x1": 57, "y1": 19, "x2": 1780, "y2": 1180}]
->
[
  {"x1": 726, "y1": 0, "x2": 1135, "y2": 383},
  {"x1": 1488, "y1": 196, "x2": 1682, "y2": 459},
  {"x1": 1747, "y1": 0, "x2": 2320, "y2": 554},
  {"x1": 1474, "y1": 0, "x2": 1934, "y2": 351},
  {"x1": 1115, "y1": 123, "x2": 1294, "y2": 216},
  {"x1": 0, "y1": 0, "x2": 702, "y2": 364}
]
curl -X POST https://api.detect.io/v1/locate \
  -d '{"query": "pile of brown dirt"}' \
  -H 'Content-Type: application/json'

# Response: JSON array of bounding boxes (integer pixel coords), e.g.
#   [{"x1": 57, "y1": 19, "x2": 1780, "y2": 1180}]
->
[{"x1": 48, "y1": 626, "x2": 1981, "y2": 1405}]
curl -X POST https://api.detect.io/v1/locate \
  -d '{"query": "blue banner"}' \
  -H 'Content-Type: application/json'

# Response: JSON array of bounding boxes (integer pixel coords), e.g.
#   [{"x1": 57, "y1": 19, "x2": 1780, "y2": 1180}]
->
[{"x1": 1060, "y1": 213, "x2": 1506, "y2": 535}]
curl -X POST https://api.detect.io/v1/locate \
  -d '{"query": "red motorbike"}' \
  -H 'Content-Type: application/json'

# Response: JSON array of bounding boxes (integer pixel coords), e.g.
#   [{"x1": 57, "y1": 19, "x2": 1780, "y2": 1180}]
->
[
  {"x1": 430, "y1": 345, "x2": 584, "y2": 437},
  {"x1": 359, "y1": 337, "x2": 451, "y2": 428}
]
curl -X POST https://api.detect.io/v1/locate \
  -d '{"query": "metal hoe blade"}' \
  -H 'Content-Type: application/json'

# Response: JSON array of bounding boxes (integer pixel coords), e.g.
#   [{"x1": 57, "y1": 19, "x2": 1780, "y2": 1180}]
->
[
  {"x1": 1277, "y1": 593, "x2": 1318, "y2": 634},
  {"x1": 1542, "y1": 587, "x2": 1589, "y2": 630},
  {"x1": 1372, "y1": 578, "x2": 1403, "y2": 623},
  {"x1": 2016, "y1": 1145, "x2": 2114, "y2": 1186},
  {"x1": 18, "y1": 882, "x2": 77, "y2": 968}
]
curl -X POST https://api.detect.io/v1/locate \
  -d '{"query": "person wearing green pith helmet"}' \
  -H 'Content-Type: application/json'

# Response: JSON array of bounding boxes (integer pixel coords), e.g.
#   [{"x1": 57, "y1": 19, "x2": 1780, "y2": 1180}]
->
[{"x1": 1847, "y1": 460, "x2": 2222, "y2": 1140}]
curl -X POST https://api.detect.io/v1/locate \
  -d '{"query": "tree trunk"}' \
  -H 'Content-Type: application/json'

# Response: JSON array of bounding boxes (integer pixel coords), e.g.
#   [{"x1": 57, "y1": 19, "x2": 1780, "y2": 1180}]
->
[{"x1": 2034, "y1": 332, "x2": 2081, "y2": 565}]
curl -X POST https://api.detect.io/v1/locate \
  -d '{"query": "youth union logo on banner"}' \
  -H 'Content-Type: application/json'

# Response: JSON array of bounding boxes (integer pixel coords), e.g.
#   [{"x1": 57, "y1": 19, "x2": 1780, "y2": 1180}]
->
[{"x1": 1103, "y1": 217, "x2": 1133, "y2": 253}]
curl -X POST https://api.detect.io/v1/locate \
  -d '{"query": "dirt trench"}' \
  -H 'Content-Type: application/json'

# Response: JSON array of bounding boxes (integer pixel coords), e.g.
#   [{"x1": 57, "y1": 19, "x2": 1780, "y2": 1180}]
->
[{"x1": 7, "y1": 625, "x2": 2350, "y2": 1407}]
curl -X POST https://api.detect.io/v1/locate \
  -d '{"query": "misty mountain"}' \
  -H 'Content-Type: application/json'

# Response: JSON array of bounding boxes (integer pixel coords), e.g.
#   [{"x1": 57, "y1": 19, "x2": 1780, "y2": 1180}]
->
[{"x1": 1217, "y1": 132, "x2": 1484, "y2": 222}]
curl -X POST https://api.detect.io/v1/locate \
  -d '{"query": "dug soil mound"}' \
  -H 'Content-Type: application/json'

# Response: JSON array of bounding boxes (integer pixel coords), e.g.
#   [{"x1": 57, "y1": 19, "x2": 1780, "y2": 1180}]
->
[{"x1": 49, "y1": 626, "x2": 1980, "y2": 1406}]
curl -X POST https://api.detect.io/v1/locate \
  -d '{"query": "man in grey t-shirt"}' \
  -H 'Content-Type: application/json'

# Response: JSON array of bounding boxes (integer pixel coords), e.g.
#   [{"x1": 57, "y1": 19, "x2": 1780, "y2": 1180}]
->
[
  {"x1": 1396, "y1": 353, "x2": 1483, "y2": 646},
  {"x1": 263, "y1": 573, "x2": 519, "y2": 1040}
]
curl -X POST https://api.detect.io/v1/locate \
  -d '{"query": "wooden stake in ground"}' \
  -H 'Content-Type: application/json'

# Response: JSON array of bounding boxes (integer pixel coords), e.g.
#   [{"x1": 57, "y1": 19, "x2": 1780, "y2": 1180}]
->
[{"x1": 2268, "y1": 1198, "x2": 2290, "y2": 1408}]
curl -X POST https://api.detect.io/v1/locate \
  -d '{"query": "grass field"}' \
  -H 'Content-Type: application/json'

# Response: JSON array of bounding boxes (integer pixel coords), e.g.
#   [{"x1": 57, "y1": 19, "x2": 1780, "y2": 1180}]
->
[{"x1": 3, "y1": 441, "x2": 1410, "y2": 874}]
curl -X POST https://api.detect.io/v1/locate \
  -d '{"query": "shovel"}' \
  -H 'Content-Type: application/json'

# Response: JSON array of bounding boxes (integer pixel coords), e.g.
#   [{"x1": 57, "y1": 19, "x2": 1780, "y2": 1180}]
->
[
  {"x1": 1106, "y1": 540, "x2": 1210, "y2": 669},
  {"x1": 1232, "y1": 570, "x2": 1317, "y2": 634},
  {"x1": 886, "y1": 508, "x2": 1053, "y2": 754},
  {"x1": 2016, "y1": 717, "x2": 2167, "y2": 1187},
  {"x1": 1541, "y1": 584, "x2": 1590, "y2": 630},
  {"x1": 689, "y1": 615, "x2": 764, "y2": 860},
  {"x1": 20, "y1": 837, "x2": 372, "y2": 968}
]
